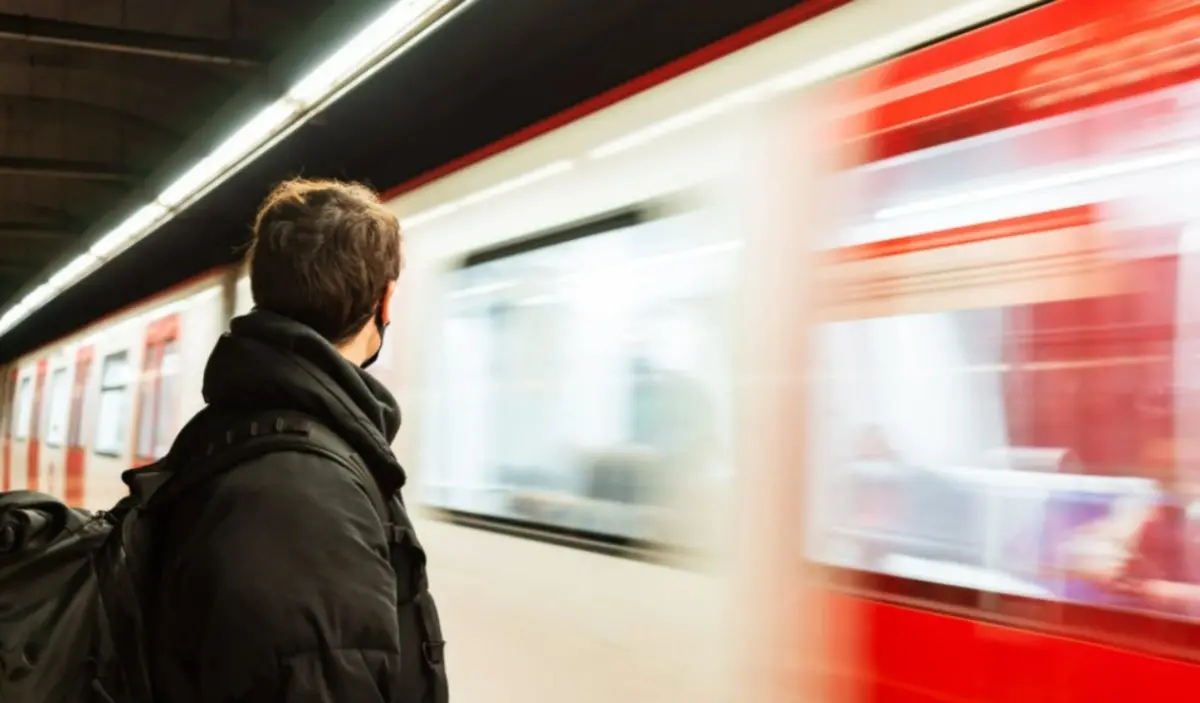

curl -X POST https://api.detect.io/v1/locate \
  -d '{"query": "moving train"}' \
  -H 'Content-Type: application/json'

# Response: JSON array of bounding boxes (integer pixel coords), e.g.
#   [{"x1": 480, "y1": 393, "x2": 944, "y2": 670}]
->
[{"x1": 5, "y1": 0, "x2": 1200, "y2": 699}]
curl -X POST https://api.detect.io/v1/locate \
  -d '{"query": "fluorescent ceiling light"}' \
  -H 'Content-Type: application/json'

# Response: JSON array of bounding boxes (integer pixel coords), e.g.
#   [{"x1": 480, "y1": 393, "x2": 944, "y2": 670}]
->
[
  {"x1": 88, "y1": 203, "x2": 170, "y2": 259},
  {"x1": 158, "y1": 101, "x2": 300, "y2": 209},
  {"x1": 288, "y1": 0, "x2": 449, "y2": 106},
  {"x1": 19, "y1": 284, "x2": 55, "y2": 312},
  {"x1": 47, "y1": 254, "x2": 100, "y2": 291},
  {"x1": 0, "y1": 306, "x2": 25, "y2": 329},
  {"x1": 0, "y1": 0, "x2": 467, "y2": 337}
]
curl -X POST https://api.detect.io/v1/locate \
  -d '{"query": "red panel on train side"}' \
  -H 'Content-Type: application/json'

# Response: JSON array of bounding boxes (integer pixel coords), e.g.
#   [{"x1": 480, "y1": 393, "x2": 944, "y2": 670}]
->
[
  {"x1": 847, "y1": 0, "x2": 1200, "y2": 163},
  {"x1": 65, "y1": 345, "x2": 93, "y2": 507},
  {"x1": 26, "y1": 359, "x2": 46, "y2": 492},
  {"x1": 131, "y1": 314, "x2": 180, "y2": 468},
  {"x1": 835, "y1": 594, "x2": 1200, "y2": 703}
]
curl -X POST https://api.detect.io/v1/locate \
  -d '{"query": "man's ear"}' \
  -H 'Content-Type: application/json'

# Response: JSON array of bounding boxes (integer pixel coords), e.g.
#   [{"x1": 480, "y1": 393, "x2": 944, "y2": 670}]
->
[{"x1": 380, "y1": 280, "x2": 397, "y2": 325}]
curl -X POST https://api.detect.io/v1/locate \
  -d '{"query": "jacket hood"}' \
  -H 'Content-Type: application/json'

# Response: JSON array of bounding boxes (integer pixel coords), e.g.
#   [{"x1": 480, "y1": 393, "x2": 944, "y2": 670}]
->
[{"x1": 197, "y1": 309, "x2": 405, "y2": 491}]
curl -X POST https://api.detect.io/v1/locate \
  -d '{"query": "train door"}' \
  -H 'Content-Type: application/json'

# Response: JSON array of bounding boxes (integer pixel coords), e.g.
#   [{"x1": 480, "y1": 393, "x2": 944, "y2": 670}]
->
[
  {"x1": 25, "y1": 360, "x2": 46, "y2": 492},
  {"x1": 131, "y1": 314, "x2": 180, "y2": 468},
  {"x1": 39, "y1": 358, "x2": 73, "y2": 500},
  {"x1": 65, "y1": 345, "x2": 94, "y2": 506}
]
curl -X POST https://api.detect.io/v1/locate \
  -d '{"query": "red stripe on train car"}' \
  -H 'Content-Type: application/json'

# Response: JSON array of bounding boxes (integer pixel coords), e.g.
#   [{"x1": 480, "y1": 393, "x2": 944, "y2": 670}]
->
[{"x1": 826, "y1": 205, "x2": 1097, "y2": 263}]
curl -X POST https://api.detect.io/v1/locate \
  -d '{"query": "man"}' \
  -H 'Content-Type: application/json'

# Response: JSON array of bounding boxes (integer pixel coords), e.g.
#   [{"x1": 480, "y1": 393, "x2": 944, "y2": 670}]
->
[{"x1": 148, "y1": 178, "x2": 447, "y2": 702}]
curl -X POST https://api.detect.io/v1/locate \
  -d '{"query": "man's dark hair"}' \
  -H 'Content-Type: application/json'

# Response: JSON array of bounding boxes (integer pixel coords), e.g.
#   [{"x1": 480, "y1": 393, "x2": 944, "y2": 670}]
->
[{"x1": 247, "y1": 178, "x2": 402, "y2": 343}]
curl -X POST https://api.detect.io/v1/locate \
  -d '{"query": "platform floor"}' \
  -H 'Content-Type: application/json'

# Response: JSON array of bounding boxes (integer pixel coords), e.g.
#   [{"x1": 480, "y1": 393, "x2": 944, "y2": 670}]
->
[{"x1": 418, "y1": 516, "x2": 733, "y2": 702}]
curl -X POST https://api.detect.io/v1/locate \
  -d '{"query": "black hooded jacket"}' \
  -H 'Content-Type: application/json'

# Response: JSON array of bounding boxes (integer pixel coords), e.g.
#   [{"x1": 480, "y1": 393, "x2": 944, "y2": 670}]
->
[{"x1": 149, "y1": 310, "x2": 418, "y2": 703}]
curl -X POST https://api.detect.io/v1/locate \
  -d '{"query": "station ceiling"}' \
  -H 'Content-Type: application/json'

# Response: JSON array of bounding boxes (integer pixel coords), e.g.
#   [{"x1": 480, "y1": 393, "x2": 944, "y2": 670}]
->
[{"x1": 0, "y1": 0, "x2": 824, "y2": 361}]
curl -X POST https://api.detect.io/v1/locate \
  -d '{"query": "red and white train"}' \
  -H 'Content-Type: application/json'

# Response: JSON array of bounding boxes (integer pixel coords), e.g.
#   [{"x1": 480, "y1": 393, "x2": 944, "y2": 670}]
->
[{"x1": 4, "y1": 0, "x2": 1200, "y2": 700}]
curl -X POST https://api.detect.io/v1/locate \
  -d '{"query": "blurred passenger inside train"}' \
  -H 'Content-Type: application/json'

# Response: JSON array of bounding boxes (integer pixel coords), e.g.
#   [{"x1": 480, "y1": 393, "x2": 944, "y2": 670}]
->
[
  {"x1": 149, "y1": 179, "x2": 448, "y2": 703},
  {"x1": 1063, "y1": 437, "x2": 1200, "y2": 617},
  {"x1": 627, "y1": 344, "x2": 718, "y2": 503}
]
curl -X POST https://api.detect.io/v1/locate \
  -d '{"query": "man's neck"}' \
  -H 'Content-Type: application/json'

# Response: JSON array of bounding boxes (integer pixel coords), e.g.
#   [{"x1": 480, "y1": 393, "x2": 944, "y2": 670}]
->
[{"x1": 336, "y1": 336, "x2": 369, "y2": 367}]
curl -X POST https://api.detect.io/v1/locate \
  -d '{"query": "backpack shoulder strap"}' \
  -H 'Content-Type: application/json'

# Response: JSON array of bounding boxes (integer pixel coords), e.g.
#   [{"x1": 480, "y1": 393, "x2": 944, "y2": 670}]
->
[
  {"x1": 288, "y1": 415, "x2": 390, "y2": 523},
  {"x1": 147, "y1": 410, "x2": 390, "y2": 524}
]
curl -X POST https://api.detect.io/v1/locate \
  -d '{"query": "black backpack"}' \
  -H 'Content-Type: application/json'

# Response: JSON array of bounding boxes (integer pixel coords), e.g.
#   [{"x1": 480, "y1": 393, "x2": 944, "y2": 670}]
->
[{"x1": 0, "y1": 410, "x2": 448, "y2": 703}]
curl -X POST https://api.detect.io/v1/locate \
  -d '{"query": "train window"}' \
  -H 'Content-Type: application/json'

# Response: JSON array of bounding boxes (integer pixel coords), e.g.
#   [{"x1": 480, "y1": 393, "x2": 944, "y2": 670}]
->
[
  {"x1": 94, "y1": 352, "x2": 131, "y2": 456},
  {"x1": 421, "y1": 207, "x2": 738, "y2": 546},
  {"x1": 13, "y1": 376, "x2": 32, "y2": 440},
  {"x1": 43, "y1": 367, "x2": 70, "y2": 448}
]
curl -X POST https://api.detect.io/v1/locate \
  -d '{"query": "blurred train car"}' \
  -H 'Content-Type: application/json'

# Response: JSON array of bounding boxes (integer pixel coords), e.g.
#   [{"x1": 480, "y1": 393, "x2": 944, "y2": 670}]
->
[
  {"x1": 0, "y1": 276, "x2": 229, "y2": 510},
  {"x1": 5, "y1": 0, "x2": 1200, "y2": 700}
]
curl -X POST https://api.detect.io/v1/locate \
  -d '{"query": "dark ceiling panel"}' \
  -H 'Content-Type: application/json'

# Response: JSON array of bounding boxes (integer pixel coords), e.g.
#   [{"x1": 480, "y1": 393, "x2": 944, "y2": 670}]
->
[{"x1": 0, "y1": 12, "x2": 266, "y2": 65}]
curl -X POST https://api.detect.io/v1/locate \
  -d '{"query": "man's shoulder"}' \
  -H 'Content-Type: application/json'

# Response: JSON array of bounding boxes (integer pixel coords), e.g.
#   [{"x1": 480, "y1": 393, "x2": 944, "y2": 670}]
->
[
  {"x1": 163, "y1": 407, "x2": 380, "y2": 526},
  {"x1": 179, "y1": 407, "x2": 358, "y2": 475},
  {"x1": 209, "y1": 442, "x2": 365, "y2": 505},
  {"x1": 163, "y1": 443, "x2": 387, "y2": 574}
]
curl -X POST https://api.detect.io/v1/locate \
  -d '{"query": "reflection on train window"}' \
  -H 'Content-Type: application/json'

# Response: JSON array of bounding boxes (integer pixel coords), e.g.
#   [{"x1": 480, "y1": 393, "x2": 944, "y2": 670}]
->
[
  {"x1": 43, "y1": 367, "x2": 70, "y2": 448},
  {"x1": 0, "y1": 376, "x2": 9, "y2": 440},
  {"x1": 422, "y1": 210, "x2": 738, "y2": 544},
  {"x1": 135, "y1": 345, "x2": 159, "y2": 460},
  {"x1": 153, "y1": 340, "x2": 180, "y2": 459},
  {"x1": 809, "y1": 77, "x2": 1200, "y2": 625},
  {"x1": 94, "y1": 352, "x2": 130, "y2": 456},
  {"x1": 13, "y1": 376, "x2": 32, "y2": 440}
]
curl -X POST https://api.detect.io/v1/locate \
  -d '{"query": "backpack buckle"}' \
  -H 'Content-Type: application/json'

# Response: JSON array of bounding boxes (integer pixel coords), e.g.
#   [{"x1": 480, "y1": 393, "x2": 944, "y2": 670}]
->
[{"x1": 422, "y1": 640, "x2": 446, "y2": 665}]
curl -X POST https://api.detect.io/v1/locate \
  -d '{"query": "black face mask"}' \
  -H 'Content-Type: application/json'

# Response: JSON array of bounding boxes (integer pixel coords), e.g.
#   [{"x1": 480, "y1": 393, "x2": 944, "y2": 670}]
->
[{"x1": 361, "y1": 300, "x2": 389, "y2": 370}]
